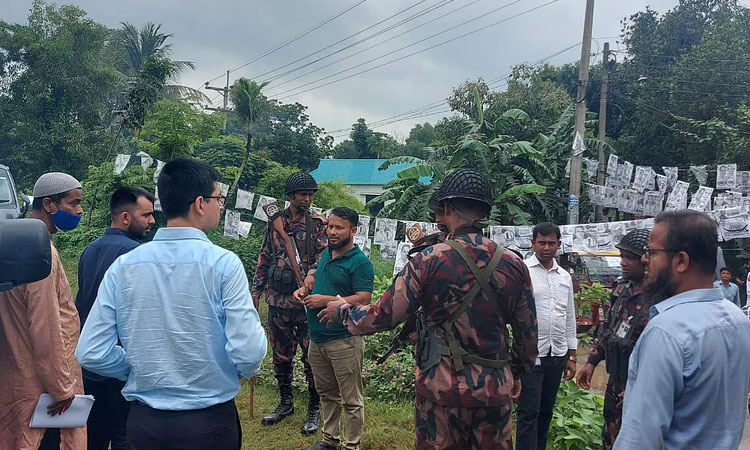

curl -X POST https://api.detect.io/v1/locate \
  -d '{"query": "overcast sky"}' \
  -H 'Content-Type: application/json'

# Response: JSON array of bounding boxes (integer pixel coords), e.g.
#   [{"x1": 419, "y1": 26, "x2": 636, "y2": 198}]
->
[{"x1": 7, "y1": 0, "x2": 745, "y2": 142}]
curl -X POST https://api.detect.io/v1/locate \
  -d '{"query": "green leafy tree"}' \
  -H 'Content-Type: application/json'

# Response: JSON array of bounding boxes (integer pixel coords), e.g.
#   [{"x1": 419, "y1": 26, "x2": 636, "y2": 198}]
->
[
  {"x1": 372, "y1": 98, "x2": 548, "y2": 224},
  {"x1": 138, "y1": 99, "x2": 223, "y2": 160},
  {"x1": 0, "y1": 0, "x2": 119, "y2": 187},
  {"x1": 229, "y1": 78, "x2": 270, "y2": 197}
]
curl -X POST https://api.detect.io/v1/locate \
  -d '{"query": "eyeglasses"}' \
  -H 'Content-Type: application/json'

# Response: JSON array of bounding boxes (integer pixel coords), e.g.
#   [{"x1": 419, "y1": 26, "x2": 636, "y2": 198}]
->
[
  {"x1": 200, "y1": 196, "x2": 226, "y2": 207},
  {"x1": 642, "y1": 246, "x2": 678, "y2": 258}
]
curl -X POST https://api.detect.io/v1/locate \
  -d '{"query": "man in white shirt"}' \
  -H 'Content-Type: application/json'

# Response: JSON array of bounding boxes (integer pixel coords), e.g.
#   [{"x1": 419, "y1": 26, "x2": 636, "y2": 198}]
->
[{"x1": 516, "y1": 222, "x2": 578, "y2": 450}]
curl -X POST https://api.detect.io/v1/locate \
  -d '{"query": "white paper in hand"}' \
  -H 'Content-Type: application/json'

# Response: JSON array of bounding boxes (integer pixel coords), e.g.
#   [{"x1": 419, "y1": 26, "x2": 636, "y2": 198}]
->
[{"x1": 30, "y1": 394, "x2": 94, "y2": 428}]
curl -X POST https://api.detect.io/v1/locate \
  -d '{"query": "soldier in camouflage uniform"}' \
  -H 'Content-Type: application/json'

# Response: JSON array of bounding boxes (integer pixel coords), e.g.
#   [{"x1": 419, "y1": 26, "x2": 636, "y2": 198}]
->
[
  {"x1": 576, "y1": 229, "x2": 652, "y2": 449},
  {"x1": 252, "y1": 172, "x2": 327, "y2": 435},
  {"x1": 319, "y1": 169, "x2": 538, "y2": 449}
]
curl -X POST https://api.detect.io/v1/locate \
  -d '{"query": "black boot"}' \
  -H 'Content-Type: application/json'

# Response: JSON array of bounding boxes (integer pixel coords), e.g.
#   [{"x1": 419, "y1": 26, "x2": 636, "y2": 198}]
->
[
  {"x1": 301, "y1": 389, "x2": 321, "y2": 436},
  {"x1": 262, "y1": 385, "x2": 294, "y2": 426}
]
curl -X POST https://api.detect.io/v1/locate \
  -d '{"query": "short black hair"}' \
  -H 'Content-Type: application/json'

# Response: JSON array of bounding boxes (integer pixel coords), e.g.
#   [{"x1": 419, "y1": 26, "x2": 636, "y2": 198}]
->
[
  {"x1": 720, "y1": 267, "x2": 732, "y2": 274},
  {"x1": 655, "y1": 210, "x2": 717, "y2": 275},
  {"x1": 533, "y1": 222, "x2": 561, "y2": 240},
  {"x1": 32, "y1": 192, "x2": 67, "y2": 211},
  {"x1": 109, "y1": 187, "x2": 155, "y2": 218},
  {"x1": 330, "y1": 207, "x2": 359, "y2": 227},
  {"x1": 157, "y1": 158, "x2": 221, "y2": 220}
]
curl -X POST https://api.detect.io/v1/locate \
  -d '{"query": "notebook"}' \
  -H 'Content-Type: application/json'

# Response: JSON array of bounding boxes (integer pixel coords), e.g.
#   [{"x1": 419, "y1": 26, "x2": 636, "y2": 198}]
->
[{"x1": 29, "y1": 394, "x2": 95, "y2": 428}]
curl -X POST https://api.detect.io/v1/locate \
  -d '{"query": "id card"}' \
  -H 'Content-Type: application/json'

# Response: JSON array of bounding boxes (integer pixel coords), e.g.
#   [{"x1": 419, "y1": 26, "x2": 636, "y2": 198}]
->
[{"x1": 615, "y1": 320, "x2": 631, "y2": 339}]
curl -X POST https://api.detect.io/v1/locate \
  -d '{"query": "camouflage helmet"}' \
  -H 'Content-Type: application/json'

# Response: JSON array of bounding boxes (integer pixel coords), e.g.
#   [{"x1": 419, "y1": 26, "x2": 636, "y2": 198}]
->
[
  {"x1": 434, "y1": 168, "x2": 492, "y2": 210},
  {"x1": 285, "y1": 172, "x2": 318, "y2": 196},
  {"x1": 615, "y1": 228, "x2": 650, "y2": 257}
]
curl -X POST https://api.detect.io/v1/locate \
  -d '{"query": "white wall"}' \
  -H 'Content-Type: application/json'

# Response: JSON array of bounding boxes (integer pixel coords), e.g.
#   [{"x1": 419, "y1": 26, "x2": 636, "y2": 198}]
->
[{"x1": 348, "y1": 184, "x2": 384, "y2": 204}]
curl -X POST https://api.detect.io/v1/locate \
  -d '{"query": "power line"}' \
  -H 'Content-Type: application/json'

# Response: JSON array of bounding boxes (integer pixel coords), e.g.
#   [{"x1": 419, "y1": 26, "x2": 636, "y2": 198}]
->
[
  {"x1": 266, "y1": 0, "x2": 528, "y2": 96},
  {"x1": 262, "y1": 0, "x2": 482, "y2": 89},
  {"x1": 328, "y1": 41, "x2": 581, "y2": 137},
  {"x1": 273, "y1": 0, "x2": 562, "y2": 100},
  {"x1": 611, "y1": 50, "x2": 750, "y2": 65},
  {"x1": 249, "y1": 0, "x2": 457, "y2": 82},
  {"x1": 199, "y1": 0, "x2": 367, "y2": 87}
]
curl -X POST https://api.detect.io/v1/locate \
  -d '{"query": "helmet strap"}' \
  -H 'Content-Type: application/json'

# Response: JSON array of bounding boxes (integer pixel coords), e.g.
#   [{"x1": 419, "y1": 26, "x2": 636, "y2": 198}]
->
[{"x1": 448, "y1": 203, "x2": 490, "y2": 229}]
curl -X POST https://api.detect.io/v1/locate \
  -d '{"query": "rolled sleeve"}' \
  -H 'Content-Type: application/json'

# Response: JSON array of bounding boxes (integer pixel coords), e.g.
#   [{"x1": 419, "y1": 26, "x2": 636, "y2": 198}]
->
[
  {"x1": 223, "y1": 257, "x2": 267, "y2": 378},
  {"x1": 76, "y1": 263, "x2": 129, "y2": 381}
]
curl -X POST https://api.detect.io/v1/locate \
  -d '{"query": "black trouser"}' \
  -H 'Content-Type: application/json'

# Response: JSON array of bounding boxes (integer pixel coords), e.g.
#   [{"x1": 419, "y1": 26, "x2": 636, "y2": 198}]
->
[
  {"x1": 515, "y1": 355, "x2": 566, "y2": 450},
  {"x1": 126, "y1": 400, "x2": 241, "y2": 450},
  {"x1": 84, "y1": 376, "x2": 130, "y2": 450}
]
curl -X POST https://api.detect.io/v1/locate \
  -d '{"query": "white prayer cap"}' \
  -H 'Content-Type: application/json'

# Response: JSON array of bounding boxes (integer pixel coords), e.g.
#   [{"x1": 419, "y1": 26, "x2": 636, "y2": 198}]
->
[{"x1": 32, "y1": 172, "x2": 82, "y2": 198}]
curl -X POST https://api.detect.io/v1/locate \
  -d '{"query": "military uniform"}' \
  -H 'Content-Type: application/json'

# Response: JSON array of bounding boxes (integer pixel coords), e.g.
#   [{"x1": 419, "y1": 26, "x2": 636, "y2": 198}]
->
[
  {"x1": 252, "y1": 208, "x2": 327, "y2": 406},
  {"x1": 586, "y1": 281, "x2": 652, "y2": 449},
  {"x1": 337, "y1": 228, "x2": 538, "y2": 449}
]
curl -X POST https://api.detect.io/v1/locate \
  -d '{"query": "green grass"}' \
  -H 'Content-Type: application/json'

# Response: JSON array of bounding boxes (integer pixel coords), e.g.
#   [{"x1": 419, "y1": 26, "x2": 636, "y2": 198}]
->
[{"x1": 238, "y1": 382, "x2": 414, "y2": 449}]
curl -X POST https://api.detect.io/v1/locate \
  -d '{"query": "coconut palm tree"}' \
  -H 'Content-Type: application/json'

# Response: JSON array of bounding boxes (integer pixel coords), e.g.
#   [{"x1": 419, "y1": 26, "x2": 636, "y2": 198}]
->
[
  {"x1": 117, "y1": 22, "x2": 206, "y2": 101},
  {"x1": 228, "y1": 78, "x2": 270, "y2": 196}
]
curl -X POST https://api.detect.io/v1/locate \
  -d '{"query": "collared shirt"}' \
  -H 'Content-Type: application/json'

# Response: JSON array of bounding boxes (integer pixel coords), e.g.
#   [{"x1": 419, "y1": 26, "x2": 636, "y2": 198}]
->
[
  {"x1": 714, "y1": 281, "x2": 741, "y2": 307},
  {"x1": 307, "y1": 244, "x2": 374, "y2": 343},
  {"x1": 614, "y1": 288, "x2": 750, "y2": 450},
  {"x1": 524, "y1": 254, "x2": 577, "y2": 357},
  {"x1": 76, "y1": 228, "x2": 140, "y2": 381},
  {"x1": 76, "y1": 227, "x2": 267, "y2": 411}
]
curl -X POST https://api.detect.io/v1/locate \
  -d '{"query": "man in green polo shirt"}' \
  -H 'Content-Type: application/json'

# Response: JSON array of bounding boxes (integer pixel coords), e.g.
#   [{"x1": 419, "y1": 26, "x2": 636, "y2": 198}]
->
[{"x1": 294, "y1": 207, "x2": 374, "y2": 450}]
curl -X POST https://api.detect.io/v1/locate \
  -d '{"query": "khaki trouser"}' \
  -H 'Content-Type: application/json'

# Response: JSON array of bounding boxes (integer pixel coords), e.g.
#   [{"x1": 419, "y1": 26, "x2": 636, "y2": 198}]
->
[{"x1": 308, "y1": 336, "x2": 365, "y2": 450}]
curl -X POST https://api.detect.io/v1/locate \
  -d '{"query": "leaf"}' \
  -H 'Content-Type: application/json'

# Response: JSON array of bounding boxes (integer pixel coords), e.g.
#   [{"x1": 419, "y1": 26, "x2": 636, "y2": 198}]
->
[
  {"x1": 396, "y1": 164, "x2": 433, "y2": 180},
  {"x1": 472, "y1": 86, "x2": 484, "y2": 125},
  {"x1": 499, "y1": 184, "x2": 546, "y2": 199},
  {"x1": 500, "y1": 108, "x2": 530, "y2": 121},
  {"x1": 379, "y1": 156, "x2": 424, "y2": 171}
]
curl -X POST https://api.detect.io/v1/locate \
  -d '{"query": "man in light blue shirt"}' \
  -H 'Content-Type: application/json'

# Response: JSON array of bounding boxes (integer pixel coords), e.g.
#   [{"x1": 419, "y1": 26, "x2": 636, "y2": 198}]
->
[
  {"x1": 614, "y1": 210, "x2": 750, "y2": 450},
  {"x1": 714, "y1": 266, "x2": 741, "y2": 307},
  {"x1": 76, "y1": 158, "x2": 266, "y2": 450}
]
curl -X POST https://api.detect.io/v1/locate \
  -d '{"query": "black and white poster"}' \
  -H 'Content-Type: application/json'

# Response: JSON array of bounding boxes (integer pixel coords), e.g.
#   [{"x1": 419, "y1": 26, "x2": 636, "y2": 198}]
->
[
  {"x1": 607, "y1": 154, "x2": 619, "y2": 176},
  {"x1": 393, "y1": 241, "x2": 413, "y2": 276},
  {"x1": 238, "y1": 221, "x2": 252, "y2": 238},
  {"x1": 588, "y1": 184, "x2": 605, "y2": 205},
  {"x1": 716, "y1": 207, "x2": 750, "y2": 241},
  {"x1": 218, "y1": 182, "x2": 229, "y2": 198},
  {"x1": 690, "y1": 165, "x2": 708, "y2": 186},
  {"x1": 136, "y1": 151, "x2": 153, "y2": 171},
  {"x1": 665, "y1": 181, "x2": 689, "y2": 211},
  {"x1": 604, "y1": 186, "x2": 618, "y2": 208},
  {"x1": 253, "y1": 195, "x2": 276, "y2": 222},
  {"x1": 114, "y1": 154, "x2": 130, "y2": 175},
  {"x1": 662, "y1": 166, "x2": 679, "y2": 191},
  {"x1": 585, "y1": 159, "x2": 599, "y2": 180},
  {"x1": 656, "y1": 174, "x2": 668, "y2": 194},
  {"x1": 737, "y1": 171, "x2": 750, "y2": 193},
  {"x1": 489, "y1": 226, "x2": 516, "y2": 247},
  {"x1": 643, "y1": 191, "x2": 663, "y2": 217},
  {"x1": 153, "y1": 159, "x2": 165, "y2": 183},
  {"x1": 716, "y1": 164, "x2": 737, "y2": 190},
  {"x1": 688, "y1": 186, "x2": 714, "y2": 211},
  {"x1": 224, "y1": 210, "x2": 241, "y2": 239},
  {"x1": 632, "y1": 166, "x2": 651, "y2": 192},
  {"x1": 373, "y1": 218, "x2": 398, "y2": 245},
  {"x1": 235, "y1": 189, "x2": 255, "y2": 210},
  {"x1": 513, "y1": 226, "x2": 534, "y2": 256},
  {"x1": 356, "y1": 215, "x2": 371, "y2": 238},
  {"x1": 379, "y1": 242, "x2": 398, "y2": 260},
  {"x1": 620, "y1": 161, "x2": 634, "y2": 186},
  {"x1": 353, "y1": 236, "x2": 371, "y2": 257},
  {"x1": 741, "y1": 197, "x2": 750, "y2": 214}
]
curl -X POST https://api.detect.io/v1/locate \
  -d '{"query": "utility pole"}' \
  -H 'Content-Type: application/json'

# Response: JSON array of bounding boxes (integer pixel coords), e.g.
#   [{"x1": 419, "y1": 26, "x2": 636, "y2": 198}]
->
[
  {"x1": 567, "y1": 0, "x2": 596, "y2": 225},
  {"x1": 595, "y1": 42, "x2": 610, "y2": 222},
  {"x1": 205, "y1": 70, "x2": 232, "y2": 132}
]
